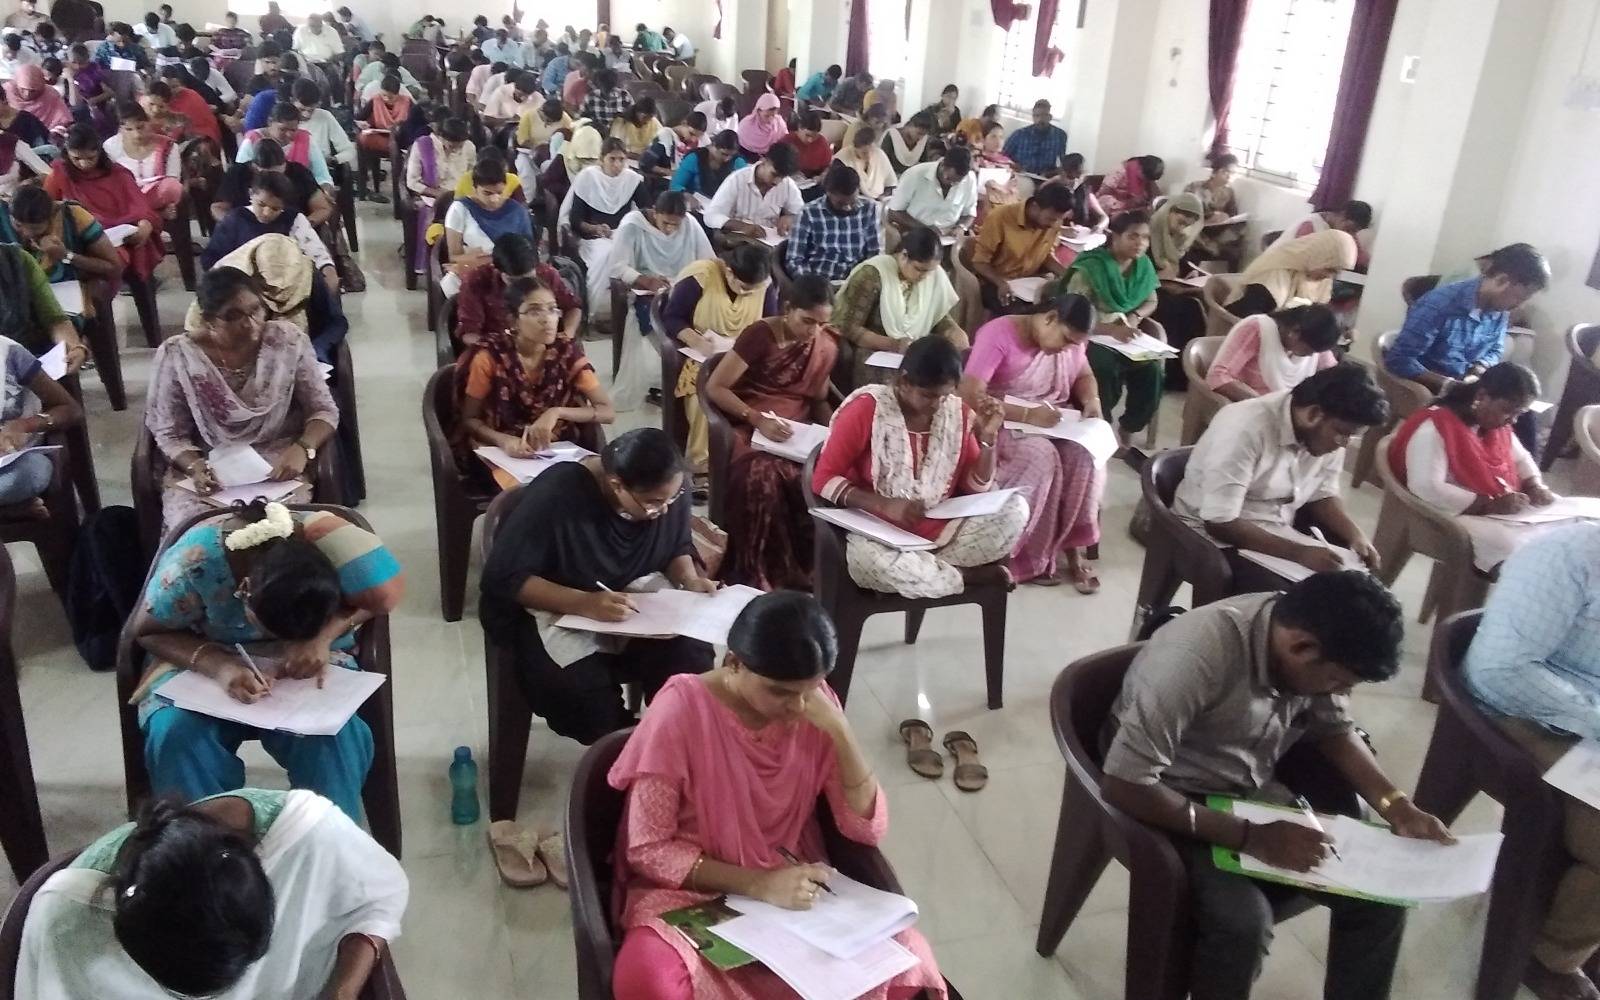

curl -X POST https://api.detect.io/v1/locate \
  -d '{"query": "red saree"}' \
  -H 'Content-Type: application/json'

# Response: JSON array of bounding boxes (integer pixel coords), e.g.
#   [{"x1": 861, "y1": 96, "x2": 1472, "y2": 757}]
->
[
  {"x1": 44, "y1": 158, "x2": 165, "y2": 280},
  {"x1": 719, "y1": 320, "x2": 838, "y2": 591},
  {"x1": 1389, "y1": 405, "x2": 1518, "y2": 497}
]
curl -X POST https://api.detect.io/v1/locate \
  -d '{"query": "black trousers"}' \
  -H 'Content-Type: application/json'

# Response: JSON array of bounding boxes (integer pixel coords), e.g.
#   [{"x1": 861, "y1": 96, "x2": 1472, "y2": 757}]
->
[{"x1": 503, "y1": 616, "x2": 714, "y2": 745}]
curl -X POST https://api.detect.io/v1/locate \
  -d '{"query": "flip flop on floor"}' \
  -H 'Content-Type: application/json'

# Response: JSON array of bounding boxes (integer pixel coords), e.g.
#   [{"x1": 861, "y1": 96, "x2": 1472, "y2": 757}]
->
[
  {"x1": 943, "y1": 731, "x2": 989, "y2": 792},
  {"x1": 1071, "y1": 562, "x2": 1101, "y2": 595},
  {"x1": 899, "y1": 719, "x2": 944, "y2": 779},
  {"x1": 487, "y1": 821, "x2": 549, "y2": 888},
  {"x1": 536, "y1": 828, "x2": 568, "y2": 891}
]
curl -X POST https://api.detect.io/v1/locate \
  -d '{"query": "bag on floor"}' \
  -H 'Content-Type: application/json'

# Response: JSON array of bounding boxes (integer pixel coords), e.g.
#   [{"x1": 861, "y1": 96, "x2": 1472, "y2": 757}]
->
[{"x1": 64, "y1": 506, "x2": 151, "y2": 671}]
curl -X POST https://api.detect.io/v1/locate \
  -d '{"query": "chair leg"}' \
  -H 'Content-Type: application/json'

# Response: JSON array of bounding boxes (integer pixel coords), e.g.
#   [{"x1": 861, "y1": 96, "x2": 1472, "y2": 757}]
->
[
  {"x1": 83, "y1": 310, "x2": 127, "y2": 411},
  {"x1": 903, "y1": 607, "x2": 925, "y2": 644},
  {"x1": 0, "y1": 656, "x2": 47, "y2": 882},
  {"x1": 1412, "y1": 712, "x2": 1481, "y2": 825},
  {"x1": 360, "y1": 682, "x2": 403, "y2": 859},
  {"x1": 1130, "y1": 544, "x2": 1180, "y2": 641},
  {"x1": 167, "y1": 220, "x2": 197, "y2": 292},
  {"x1": 435, "y1": 498, "x2": 471, "y2": 623},
  {"x1": 1475, "y1": 806, "x2": 1570, "y2": 1000},
  {"x1": 825, "y1": 607, "x2": 866, "y2": 706},
  {"x1": 64, "y1": 419, "x2": 101, "y2": 514},
  {"x1": 486, "y1": 648, "x2": 532, "y2": 822},
  {"x1": 1418, "y1": 566, "x2": 1443, "y2": 625},
  {"x1": 979, "y1": 594, "x2": 1006, "y2": 710},
  {"x1": 1350, "y1": 426, "x2": 1382, "y2": 489},
  {"x1": 1035, "y1": 777, "x2": 1112, "y2": 956},
  {"x1": 130, "y1": 277, "x2": 161, "y2": 348},
  {"x1": 1371, "y1": 496, "x2": 1412, "y2": 587}
]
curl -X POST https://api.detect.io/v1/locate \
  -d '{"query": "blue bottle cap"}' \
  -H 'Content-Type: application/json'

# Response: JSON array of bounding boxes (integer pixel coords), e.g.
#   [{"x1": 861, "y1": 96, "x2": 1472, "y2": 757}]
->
[{"x1": 454, "y1": 746, "x2": 472, "y2": 762}]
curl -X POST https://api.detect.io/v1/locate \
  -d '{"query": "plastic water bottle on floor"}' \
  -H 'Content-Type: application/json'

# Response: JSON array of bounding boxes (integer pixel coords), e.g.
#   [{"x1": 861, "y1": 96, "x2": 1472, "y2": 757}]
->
[{"x1": 449, "y1": 746, "x2": 480, "y2": 825}]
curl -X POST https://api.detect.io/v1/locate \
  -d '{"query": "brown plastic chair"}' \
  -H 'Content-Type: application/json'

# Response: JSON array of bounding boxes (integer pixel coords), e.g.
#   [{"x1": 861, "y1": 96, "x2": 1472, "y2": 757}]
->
[
  {"x1": 565, "y1": 727, "x2": 944, "y2": 1000},
  {"x1": 0, "y1": 852, "x2": 410, "y2": 1000},
  {"x1": 1574, "y1": 404, "x2": 1600, "y2": 494},
  {"x1": 82, "y1": 282, "x2": 127, "y2": 411},
  {"x1": 388, "y1": 130, "x2": 406, "y2": 221},
  {"x1": 1412, "y1": 610, "x2": 1569, "y2": 1000},
  {"x1": 0, "y1": 547, "x2": 45, "y2": 883},
  {"x1": 1128, "y1": 448, "x2": 1233, "y2": 640},
  {"x1": 56, "y1": 372, "x2": 101, "y2": 514},
  {"x1": 424, "y1": 194, "x2": 455, "y2": 335},
  {"x1": 1542, "y1": 324, "x2": 1600, "y2": 470},
  {"x1": 663, "y1": 64, "x2": 692, "y2": 95},
  {"x1": 112, "y1": 504, "x2": 402, "y2": 858},
  {"x1": 949, "y1": 237, "x2": 987, "y2": 334},
  {"x1": 1351, "y1": 331, "x2": 1431, "y2": 489},
  {"x1": 330, "y1": 161, "x2": 361, "y2": 254},
  {"x1": 1371, "y1": 431, "x2": 1490, "y2": 631},
  {"x1": 686, "y1": 73, "x2": 719, "y2": 98},
  {"x1": 799, "y1": 450, "x2": 1009, "y2": 708},
  {"x1": 694, "y1": 352, "x2": 737, "y2": 528},
  {"x1": 422, "y1": 364, "x2": 494, "y2": 622},
  {"x1": 162, "y1": 195, "x2": 198, "y2": 291},
  {"x1": 1034, "y1": 642, "x2": 1191, "y2": 999},
  {"x1": 1199, "y1": 274, "x2": 1242, "y2": 340},
  {"x1": 1179, "y1": 336, "x2": 1226, "y2": 446},
  {"x1": 1401, "y1": 273, "x2": 1442, "y2": 307},
  {"x1": 648, "y1": 292, "x2": 689, "y2": 452},
  {"x1": 0, "y1": 426, "x2": 77, "y2": 597}
]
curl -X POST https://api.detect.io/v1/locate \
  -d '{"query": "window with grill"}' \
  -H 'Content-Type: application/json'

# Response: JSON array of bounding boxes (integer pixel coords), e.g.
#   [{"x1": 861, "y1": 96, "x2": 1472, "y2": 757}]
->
[
  {"x1": 1226, "y1": 0, "x2": 1354, "y2": 186},
  {"x1": 995, "y1": 9, "x2": 1068, "y2": 114},
  {"x1": 866, "y1": 0, "x2": 910, "y2": 91}
]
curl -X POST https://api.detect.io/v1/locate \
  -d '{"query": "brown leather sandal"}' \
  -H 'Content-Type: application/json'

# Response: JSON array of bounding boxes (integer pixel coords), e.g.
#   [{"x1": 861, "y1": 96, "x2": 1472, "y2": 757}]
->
[
  {"x1": 899, "y1": 719, "x2": 944, "y2": 779},
  {"x1": 943, "y1": 731, "x2": 989, "y2": 792}
]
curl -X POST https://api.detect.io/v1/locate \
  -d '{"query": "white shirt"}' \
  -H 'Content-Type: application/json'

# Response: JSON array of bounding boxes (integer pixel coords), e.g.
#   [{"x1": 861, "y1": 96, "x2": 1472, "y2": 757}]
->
[
  {"x1": 293, "y1": 25, "x2": 342, "y2": 63},
  {"x1": 103, "y1": 133, "x2": 181, "y2": 188},
  {"x1": 670, "y1": 34, "x2": 693, "y2": 58},
  {"x1": 444, "y1": 199, "x2": 499, "y2": 253},
  {"x1": 133, "y1": 21, "x2": 177, "y2": 49},
  {"x1": 886, "y1": 161, "x2": 977, "y2": 230},
  {"x1": 702, "y1": 164, "x2": 803, "y2": 230},
  {"x1": 1403, "y1": 415, "x2": 1539, "y2": 514},
  {"x1": 303, "y1": 106, "x2": 355, "y2": 166},
  {"x1": 479, "y1": 36, "x2": 523, "y2": 67},
  {"x1": 693, "y1": 99, "x2": 737, "y2": 146},
  {"x1": 1173, "y1": 390, "x2": 1344, "y2": 528},
  {"x1": 477, "y1": 72, "x2": 507, "y2": 110},
  {"x1": 208, "y1": 66, "x2": 236, "y2": 103},
  {"x1": 284, "y1": 212, "x2": 335, "y2": 271}
]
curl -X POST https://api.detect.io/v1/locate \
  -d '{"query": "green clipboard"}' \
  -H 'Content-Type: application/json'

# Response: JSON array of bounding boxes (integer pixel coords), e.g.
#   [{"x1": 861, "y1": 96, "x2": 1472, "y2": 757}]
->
[
  {"x1": 1206, "y1": 795, "x2": 1416, "y2": 908},
  {"x1": 659, "y1": 897, "x2": 758, "y2": 970}
]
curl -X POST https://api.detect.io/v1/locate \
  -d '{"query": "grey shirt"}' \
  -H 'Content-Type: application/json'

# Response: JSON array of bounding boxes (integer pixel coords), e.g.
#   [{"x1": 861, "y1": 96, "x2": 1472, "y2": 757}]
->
[{"x1": 1103, "y1": 593, "x2": 1353, "y2": 799}]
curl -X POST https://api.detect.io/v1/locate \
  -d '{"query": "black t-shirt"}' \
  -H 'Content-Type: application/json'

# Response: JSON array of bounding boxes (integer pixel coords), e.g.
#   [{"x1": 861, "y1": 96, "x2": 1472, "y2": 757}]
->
[{"x1": 216, "y1": 161, "x2": 319, "y2": 214}]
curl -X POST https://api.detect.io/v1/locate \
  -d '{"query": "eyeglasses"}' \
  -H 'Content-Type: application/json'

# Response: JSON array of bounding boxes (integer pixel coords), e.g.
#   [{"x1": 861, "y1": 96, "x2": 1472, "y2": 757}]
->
[{"x1": 625, "y1": 483, "x2": 686, "y2": 517}]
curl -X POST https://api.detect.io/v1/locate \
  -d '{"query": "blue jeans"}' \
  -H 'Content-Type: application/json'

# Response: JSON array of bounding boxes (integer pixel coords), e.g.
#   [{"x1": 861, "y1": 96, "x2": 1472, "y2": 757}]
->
[
  {"x1": 142, "y1": 699, "x2": 374, "y2": 821},
  {"x1": 0, "y1": 450, "x2": 55, "y2": 505}
]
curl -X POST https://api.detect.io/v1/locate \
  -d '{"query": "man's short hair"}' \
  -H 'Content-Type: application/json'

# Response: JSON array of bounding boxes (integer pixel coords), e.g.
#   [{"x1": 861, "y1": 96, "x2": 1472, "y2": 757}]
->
[
  {"x1": 1341, "y1": 199, "x2": 1373, "y2": 229},
  {"x1": 764, "y1": 142, "x2": 799, "y2": 178},
  {"x1": 1273, "y1": 571, "x2": 1404, "y2": 682},
  {"x1": 823, "y1": 161, "x2": 860, "y2": 196},
  {"x1": 1289, "y1": 361, "x2": 1390, "y2": 427},
  {"x1": 1485, "y1": 242, "x2": 1551, "y2": 290}
]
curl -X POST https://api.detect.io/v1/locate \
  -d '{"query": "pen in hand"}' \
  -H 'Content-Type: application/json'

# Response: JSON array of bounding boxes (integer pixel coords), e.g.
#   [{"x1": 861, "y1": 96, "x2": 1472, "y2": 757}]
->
[
  {"x1": 1293, "y1": 795, "x2": 1343, "y2": 862},
  {"x1": 233, "y1": 642, "x2": 271, "y2": 696},
  {"x1": 776, "y1": 846, "x2": 835, "y2": 894}
]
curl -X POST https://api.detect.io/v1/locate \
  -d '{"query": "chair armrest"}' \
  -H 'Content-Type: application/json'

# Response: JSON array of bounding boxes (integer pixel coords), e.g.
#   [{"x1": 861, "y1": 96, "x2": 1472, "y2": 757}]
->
[
  {"x1": 310, "y1": 435, "x2": 346, "y2": 506},
  {"x1": 814, "y1": 796, "x2": 904, "y2": 895}
]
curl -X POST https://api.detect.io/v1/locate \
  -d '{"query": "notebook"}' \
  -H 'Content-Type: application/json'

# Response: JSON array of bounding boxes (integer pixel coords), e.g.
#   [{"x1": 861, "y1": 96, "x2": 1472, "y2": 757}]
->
[
  {"x1": 1088, "y1": 332, "x2": 1178, "y2": 361},
  {"x1": 474, "y1": 443, "x2": 594, "y2": 484},
  {"x1": 677, "y1": 331, "x2": 738, "y2": 364},
  {"x1": 47, "y1": 281, "x2": 84, "y2": 317},
  {"x1": 752, "y1": 418, "x2": 830, "y2": 464},
  {"x1": 710, "y1": 916, "x2": 917, "y2": 1000},
  {"x1": 864, "y1": 350, "x2": 903, "y2": 369},
  {"x1": 39, "y1": 342, "x2": 68, "y2": 379},
  {"x1": 156, "y1": 666, "x2": 386, "y2": 738},
  {"x1": 207, "y1": 445, "x2": 275, "y2": 487},
  {"x1": 104, "y1": 224, "x2": 140, "y2": 247},
  {"x1": 1007, "y1": 276, "x2": 1047, "y2": 303},
  {"x1": 725, "y1": 870, "x2": 921, "y2": 960},
  {"x1": 923, "y1": 488, "x2": 1018, "y2": 519},
  {"x1": 809, "y1": 507, "x2": 934, "y2": 550},
  {"x1": 554, "y1": 585, "x2": 763, "y2": 646}
]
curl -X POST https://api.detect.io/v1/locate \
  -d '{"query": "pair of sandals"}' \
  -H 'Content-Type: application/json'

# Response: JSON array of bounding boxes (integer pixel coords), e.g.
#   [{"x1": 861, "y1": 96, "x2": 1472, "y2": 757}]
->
[
  {"x1": 899, "y1": 719, "x2": 988, "y2": 792},
  {"x1": 487, "y1": 820, "x2": 569, "y2": 890}
]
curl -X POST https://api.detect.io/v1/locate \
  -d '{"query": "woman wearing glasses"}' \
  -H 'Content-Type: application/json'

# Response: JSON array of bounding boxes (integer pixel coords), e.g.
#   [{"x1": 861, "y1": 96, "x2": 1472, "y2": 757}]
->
[
  {"x1": 479, "y1": 427, "x2": 718, "y2": 745},
  {"x1": 454, "y1": 275, "x2": 614, "y2": 491}
]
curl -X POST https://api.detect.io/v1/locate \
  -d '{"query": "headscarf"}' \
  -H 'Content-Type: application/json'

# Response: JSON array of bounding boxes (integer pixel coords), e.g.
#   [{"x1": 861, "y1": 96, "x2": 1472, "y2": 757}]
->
[
  {"x1": 201, "y1": 204, "x2": 302, "y2": 268},
  {"x1": 185, "y1": 234, "x2": 311, "y2": 333},
  {"x1": 559, "y1": 162, "x2": 642, "y2": 230},
  {"x1": 6, "y1": 65, "x2": 71, "y2": 131},
  {"x1": 735, "y1": 93, "x2": 788, "y2": 155},
  {"x1": 560, "y1": 123, "x2": 602, "y2": 177},
  {"x1": 1065, "y1": 245, "x2": 1159, "y2": 315},
  {"x1": 1224, "y1": 313, "x2": 1323, "y2": 393},
  {"x1": 1147, "y1": 191, "x2": 1205, "y2": 272},
  {"x1": 613, "y1": 208, "x2": 712, "y2": 281},
  {"x1": 1238, "y1": 229, "x2": 1357, "y2": 309}
]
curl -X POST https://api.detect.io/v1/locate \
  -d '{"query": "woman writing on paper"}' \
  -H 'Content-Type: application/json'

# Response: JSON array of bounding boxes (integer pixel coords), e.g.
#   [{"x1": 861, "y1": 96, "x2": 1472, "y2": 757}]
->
[
  {"x1": 454, "y1": 275, "x2": 614, "y2": 491},
  {"x1": 479, "y1": 427, "x2": 718, "y2": 745},
  {"x1": 0, "y1": 326, "x2": 81, "y2": 507},
  {"x1": 1094, "y1": 154, "x2": 1164, "y2": 218},
  {"x1": 1059, "y1": 211, "x2": 1161, "y2": 446},
  {"x1": 811, "y1": 336, "x2": 1027, "y2": 599},
  {"x1": 145, "y1": 267, "x2": 339, "y2": 530},
  {"x1": 17, "y1": 790, "x2": 409, "y2": 1000},
  {"x1": 0, "y1": 185, "x2": 122, "y2": 312},
  {"x1": 1183, "y1": 152, "x2": 1245, "y2": 268},
  {"x1": 608, "y1": 590, "x2": 948, "y2": 1000},
  {"x1": 45, "y1": 124, "x2": 166, "y2": 284},
  {"x1": 833, "y1": 225, "x2": 967, "y2": 392},
  {"x1": 130, "y1": 499, "x2": 404, "y2": 821},
  {"x1": 103, "y1": 100, "x2": 186, "y2": 218},
  {"x1": 1206, "y1": 304, "x2": 1341, "y2": 401},
  {"x1": 1388, "y1": 362, "x2": 1558, "y2": 572},
  {"x1": 560, "y1": 136, "x2": 645, "y2": 322},
  {"x1": 704, "y1": 275, "x2": 839, "y2": 591},
  {"x1": 961, "y1": 292, "x2": 1106, "y2": 592},
  {"x1": 1226, "y1": 229, "x2": 1357, "y2": 318},
  {"x1": 445, "y1": 156, "x2": 535, "y2": 276},
  {"x1": 1144, "y1": 192, "x2": 1207, "y2": 386}
]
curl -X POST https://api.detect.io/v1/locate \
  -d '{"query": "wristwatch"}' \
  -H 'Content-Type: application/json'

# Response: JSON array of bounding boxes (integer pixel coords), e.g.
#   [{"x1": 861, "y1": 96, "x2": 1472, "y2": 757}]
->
[{"x1": 297, "y1": 440, "x2": 317, "y2": 461}]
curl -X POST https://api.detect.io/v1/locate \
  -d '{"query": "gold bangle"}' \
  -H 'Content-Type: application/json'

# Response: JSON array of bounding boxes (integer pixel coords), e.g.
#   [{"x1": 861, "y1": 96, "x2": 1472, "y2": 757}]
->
[
  {"x1": 187, "y1": 642, "x2": 215, "y2": 669},
  {"x1": 686, "y1": 854, "x2": 705, "y2": 891},
  {"x1": 1376, "y1": 789, "x2": 1409, "y2": 814}
]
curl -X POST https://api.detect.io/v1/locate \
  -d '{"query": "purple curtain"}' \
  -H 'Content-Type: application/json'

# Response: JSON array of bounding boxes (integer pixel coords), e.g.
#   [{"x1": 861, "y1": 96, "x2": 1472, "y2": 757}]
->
[
  {"x1": 991, "y1": 1, "x2": 1028, "y2": 30},
  {"x1": 1207, "y1": 0, "x2": 1250, "y2": 157},
  {"x1": 711, "y1": 0, "x2": 724, "y2": 39},
  {"x1": 846, "y1": 0, "x2": 870, "y2": 76},
  {"x1": 1310, "y1": 0, "x2": 1399, "y2": 210},
  {"x1": 1032, "y1": 0, "x2": 1063, "y2": 76},
  {"x1": 596, "y1": 1, "x2": 612, "y2": 35}
]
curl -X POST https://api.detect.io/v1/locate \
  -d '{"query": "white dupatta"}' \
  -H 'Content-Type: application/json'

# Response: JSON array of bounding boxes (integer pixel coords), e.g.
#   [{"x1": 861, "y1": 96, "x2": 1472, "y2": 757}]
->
[
  {"x1": 860, "y1": 254, "x2": 958, "y2": 344},
  {"x1": 1238, "y1": 314, "x2": 1322, "y2": 392},
  {"x1": 16, "y1": 791, "x2": 409, "y2": 1000},
  {"x1": 558, "y1": 163, "x2": 643, "y2": 230},
  {"x1": 842, "y1": 383, "x2": 968, "y2": 507},
  {"x1": 885, "y1": 127, "x2": 927, "y2": 170}
]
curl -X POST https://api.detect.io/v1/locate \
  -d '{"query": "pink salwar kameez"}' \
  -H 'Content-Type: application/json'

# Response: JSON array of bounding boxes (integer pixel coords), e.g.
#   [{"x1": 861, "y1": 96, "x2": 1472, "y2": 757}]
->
[
  {"x1": 965, "y1": 316, "x2": 1104, "y2": 583},
  {"x1": 607, "y1": 675, "x2": 945, "y2": 1000}
]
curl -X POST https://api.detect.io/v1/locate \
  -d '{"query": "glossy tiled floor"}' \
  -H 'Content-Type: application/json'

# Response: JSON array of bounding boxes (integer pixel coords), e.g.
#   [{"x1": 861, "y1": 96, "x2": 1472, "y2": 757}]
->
[{"x1": 1, "y1": 204, "x2": 1552, "y2": 999}]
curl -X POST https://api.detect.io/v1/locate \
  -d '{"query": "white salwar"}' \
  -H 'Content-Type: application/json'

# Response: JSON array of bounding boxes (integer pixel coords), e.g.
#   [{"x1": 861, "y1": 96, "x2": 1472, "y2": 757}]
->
[
  {"x1": 606, "y1": 208, "x2": 714, "y2": 411},
  {"x1": 559, "y1": 164, "x2": 643, "y2": 324},
  {"x1": 16, "y1": 791, "x2": 409, "y2": 1000}
]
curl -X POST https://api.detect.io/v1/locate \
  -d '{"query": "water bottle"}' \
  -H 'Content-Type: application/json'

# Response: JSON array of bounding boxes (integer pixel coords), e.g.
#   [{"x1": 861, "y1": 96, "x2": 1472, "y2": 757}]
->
[{"x1": 448, "y1": 746, "x2": 480, "y2": 825}]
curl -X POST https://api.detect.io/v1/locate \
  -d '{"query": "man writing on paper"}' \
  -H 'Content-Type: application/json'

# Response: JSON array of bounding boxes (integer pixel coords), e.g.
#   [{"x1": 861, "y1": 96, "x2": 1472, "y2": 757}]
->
[
  {"x1": 969, "y1": 183, "x2": 1073, "y2": 316},
  {"x1": 1173, "y1": 362, "x2": 1389, "y2": 589},
  {"x1": 1463, "y1": 523, "x2": 1600, "y2": 1000},
  {"x1": 1100, "y1": 571, "x2": 1454, "y2": 1000}
]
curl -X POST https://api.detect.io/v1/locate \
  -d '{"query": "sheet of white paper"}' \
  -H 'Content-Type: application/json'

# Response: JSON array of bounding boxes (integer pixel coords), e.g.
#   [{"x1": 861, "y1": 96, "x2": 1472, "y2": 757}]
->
[
  {"x1": 1337, "y1": 269, "x2": 1367, "y2": 286},
  {"x1": 710, "y1": 918, "x2": 917, "y2": 1000},
  {"x1": 939, "y1": 233, "x2": 957, "y2": 246},
  {"x1": 0, "y1": 445, "x2": 60, "y2": 470},
  {"x1": 1204, "y1": 213, "x2": 1249, "y2": 227},
  {"x1": 923, "y1": 487, "x2": 1018, "y2": 520},
  {"x1": 1528, "y1": 399, "x2": 1554, "y2": 414},
  {"x1": 1007, "y1": 276, "x2": 1047, "y2": 303},
  {"x1": 175, "y1": 478, "x2": 300, "y2": 508},
  {"x1": 554, "y1": 585, "x2": 762, "y2": 646},
  {"x1": 1483, "y1": 495, "x2": 1600, "y2": 525},
  {"x1": 975, "y1": 166, "x2": 1010, "y2": 189},
  {"x1": 103, "y1": 224, "x2": 140, "y2": 248},
  {"x1": 47, "y1": 281, "x2": 84, "y2": 317},
  {"x1": 38, "y1": 341, "x2": 68, "y2": 380},
  {"x1": 675, "y1": 331, "x2": 737, "y2": 364},
  {"x1": 109, "y1": 57, "x2": 137, "y2": 71},
  {"x1": 752, "y1": 419, "x2": 829, "y2": 464},
  {"x1": 725, "y1": 870, "x2": 920, "y2": 960},
  {"x1": 1544, "y1": 740, "x2": 1600, "y2": 810},
  {"x1": 795, "y1": 176, "x2": 818, "y2": 190},
  {"x1": 1164, "y1": 274, "x2": 1210, "y2": 289},
  {"x1": 1002, "y1": 408, "x2": 1120, "y2": 467},
  {"x1": 1234, "y1": 543, "x2": 1363, "y2": 583},
  {"x1": 1229, "y1": 801, "x2": 1502, "y2": 902},
  {"x1": 759, "y1": 227, "x2": 785, "y2": 247},
  {"x1": 864, "y1": 350, "x2": 903, "y2": 369},
  {"x1": 317, "y1": 361, "x2": 334, "y2": 381},
  {"x1": 156, "y1": 667, "x2": 386, "y2": 738},
  {"x1": 1088, "y1": 332, "x2": 1178, "y2": 361},
  {"x1": 206, "y1": 445, "x2": 275, "y2": 487},
  {"x1": 473, "y1": 443, "x2": 594, "y2": 483},
  {"x1": 692, "y1": 192, "x2": 712, "y2": 212},
  {"x1": 809, "y1": 507, "x2": 935, "y2": 550}
]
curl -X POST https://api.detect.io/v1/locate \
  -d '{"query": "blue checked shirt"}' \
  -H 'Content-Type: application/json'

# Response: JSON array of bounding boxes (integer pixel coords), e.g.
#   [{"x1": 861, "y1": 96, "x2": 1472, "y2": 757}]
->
[
  {"x1": 786, "y1": 197, "x2": 881, "y2": 281},
  {"x1": 1463, "y1": 523, "x2": 1600, "y2": 739},
  {"x1": 540, "y1": 55, "x2": 571, "y2": 94},
  {"x1": 1385, "y1": 277, "x2": 1508, "y2": 379},
  {"x1": 1001, "y1": 123, "x2": 1068, "y2": 175}
]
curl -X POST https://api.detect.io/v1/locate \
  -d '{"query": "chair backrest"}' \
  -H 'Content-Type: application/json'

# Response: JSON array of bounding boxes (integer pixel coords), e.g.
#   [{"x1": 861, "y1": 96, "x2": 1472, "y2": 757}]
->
[
  {"x1": 1372, "y1": 330, "x2": 1433, "y2": 420},
  {"x1": 694, "y1": 352, "x2": 734, "y2": 527},
  {"x1": 1143, "y1": 446, "x2": 1189, "y2": 509},
  {"x1": 741, "y1": 69, "x2": 771, "y2": 92},
  {"x1": 800, "y1": 448, "x2": 825, "y2": 511},
  {"x1": 1567, "y1": 324, "x2": 1600, "y2": 384},
  {"x1": 1401, "y1": 273, "x2": 1441, "y2": 308},
  {"x1": 657, "y1": 97, "x2": 691, "y2": 126},
  {"x1": 421, "y1": 364, "x2": 460, "y2": 482},
  {"x1": 1576, "y1": 404, "x2": 1600, "y2": 468},
  {"x1": 1200, "y1": 274, "x2": 1242, "y2": 340},
  {"x1": 1048, "y1": 643, "x2": 1143, "y2": 803},
  {"x1": 818, "y1": 117, "x2": 846, "y2": 148},
  {"x1": 1181, "y1": 335, "x2": 1223, "y2": 386},
  {"x1": 566, "y1": 728, "x2": 633, "y2": 1000},
  {"x1": 702, "y1": 81, "x2": 736, "y2": 103}
]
